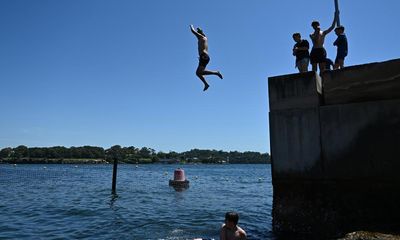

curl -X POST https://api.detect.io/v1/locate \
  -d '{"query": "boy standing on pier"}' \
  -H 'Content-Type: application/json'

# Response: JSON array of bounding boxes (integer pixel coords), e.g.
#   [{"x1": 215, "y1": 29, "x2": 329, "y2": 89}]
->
[
  {"x1": 292, "y1": 33, "x2": 310, "y2": 73},
  {"x1": 190, "y1": 25, "x2": 223, "y2": 91},
  {"x1": 309, "y1": 11, "x2": 339, "y2": 72},
  {"x1": 333, "y1": 25, "x2": 348, "y2": 69}
]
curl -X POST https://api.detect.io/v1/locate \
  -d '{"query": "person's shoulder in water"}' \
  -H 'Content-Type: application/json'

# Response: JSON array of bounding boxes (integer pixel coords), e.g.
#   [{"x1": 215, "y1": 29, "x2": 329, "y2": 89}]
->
[{"x1": 220, "y1": 212, "x2": 247, "y2": 240}]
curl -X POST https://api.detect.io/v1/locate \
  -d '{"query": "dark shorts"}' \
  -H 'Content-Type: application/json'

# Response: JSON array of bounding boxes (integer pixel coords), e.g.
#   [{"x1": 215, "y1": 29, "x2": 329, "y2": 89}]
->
[
  {"x1": 310, "y1": 48, "x2": 327, "y2": 64},
  {"x1": 335, "y1": 50, "x2": 347, "y2": 63},
  {"x1": 199, "y1": 53, "x2": 210, "y2": 67}
]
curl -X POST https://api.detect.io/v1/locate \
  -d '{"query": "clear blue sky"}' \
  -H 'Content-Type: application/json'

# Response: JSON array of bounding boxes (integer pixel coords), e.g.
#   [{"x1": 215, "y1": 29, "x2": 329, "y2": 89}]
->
[{"x1": 1, "y1": 0, "x2": 399, "y2": 153}]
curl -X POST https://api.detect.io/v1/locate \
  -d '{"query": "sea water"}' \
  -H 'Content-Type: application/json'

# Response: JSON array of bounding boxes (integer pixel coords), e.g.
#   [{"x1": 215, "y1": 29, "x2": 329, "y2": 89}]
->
[{"x1": 0, "y1": 164, "x2": 273, "y2": 239}]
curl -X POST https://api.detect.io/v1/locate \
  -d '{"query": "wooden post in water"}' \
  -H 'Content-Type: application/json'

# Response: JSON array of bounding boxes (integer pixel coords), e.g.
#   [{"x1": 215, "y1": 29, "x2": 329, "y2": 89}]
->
[
  {"x1": 112, "y1": 157, "x2": 118, "y2": 194},
  {"x1": 334, "y1": 0, "x2": 341, "y2": 26}
]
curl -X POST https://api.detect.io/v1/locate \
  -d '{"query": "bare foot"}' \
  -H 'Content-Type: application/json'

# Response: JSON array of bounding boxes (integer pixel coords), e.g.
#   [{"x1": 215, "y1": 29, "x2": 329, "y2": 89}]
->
[
  {"x1": 217, "y1": 71, "x2": 223, "y2": 79},
  {"x1": 203, "y1": 83, "x2": 209, "y2": 91}
]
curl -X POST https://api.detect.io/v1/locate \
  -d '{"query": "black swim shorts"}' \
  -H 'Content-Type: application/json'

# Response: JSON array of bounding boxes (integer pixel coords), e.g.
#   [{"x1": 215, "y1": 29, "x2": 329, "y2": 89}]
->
[
  {"x1": 310, "y1": 48, "x2": 327, "y2": 64},
  {"x1": 199, "y1": 53, "x2": 210, "y2": 67},
  {"x1": 335, "y1": 50, "x2": 348, "y2": 63}
]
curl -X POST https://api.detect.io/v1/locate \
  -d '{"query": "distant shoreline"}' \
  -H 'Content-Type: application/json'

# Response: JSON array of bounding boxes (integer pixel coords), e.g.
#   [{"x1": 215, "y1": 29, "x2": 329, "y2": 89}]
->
[
  {"x1": 1, "y1": 146, "x2": 270, "y2": 164},
  {"x1": 0, "y1": 158, "x2": 108, "y2": 164},
  {"x1": 0, "y1": 158, "x2": 269, "y2": 164}
]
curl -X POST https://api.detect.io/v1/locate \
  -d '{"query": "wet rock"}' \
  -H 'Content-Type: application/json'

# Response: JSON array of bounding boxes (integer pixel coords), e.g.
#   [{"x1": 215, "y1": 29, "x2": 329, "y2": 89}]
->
[{"x1": 338, "y1": 231, "x2": 400, "y2": 240}]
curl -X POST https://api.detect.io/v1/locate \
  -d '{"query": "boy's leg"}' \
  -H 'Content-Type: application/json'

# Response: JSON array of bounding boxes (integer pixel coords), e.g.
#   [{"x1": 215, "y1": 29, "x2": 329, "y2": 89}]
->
[
  {"x1": 339, "y1": 59, "x2": 344, "y2": 68},
  {"x1": 312, "y1": 63, "x2": 318, "y2": 72},
  {"x1": 202, "y1": 69, "x2": 223, "y2": 79},
  {"x1": 334, "y1": 63, "x2": 339, "y2": 70},
  {"x1": 334, "y1": 58, "x2": 344, "y2": 69},
  {"x1": 319, "y1": 62, "x2": 326, "y2": 72},
  {"x1": 310, "y1": 49, "x2": 317, "y2": 72},
  {"x1": 299, "y1": 58, "x2": 309, "y2": 72},
  {"x1": 196, "y1": 66, "x2": 209, "y2": 91}
]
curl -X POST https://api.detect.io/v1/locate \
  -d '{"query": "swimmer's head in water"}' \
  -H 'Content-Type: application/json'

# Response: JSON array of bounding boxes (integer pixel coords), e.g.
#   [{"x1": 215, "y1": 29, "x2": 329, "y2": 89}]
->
[{"x1": 225, "y1": 212, "x2": 239, "y2": 225}]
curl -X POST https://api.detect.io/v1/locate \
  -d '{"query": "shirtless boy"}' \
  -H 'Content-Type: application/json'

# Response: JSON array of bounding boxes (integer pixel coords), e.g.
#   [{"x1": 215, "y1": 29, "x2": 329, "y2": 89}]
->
[
  {"x1": 190, "y1": 25, "x2": 223, "y2": 91},
  {"x1": 220, "y1": 212, "x2": 247, "y2": 240},
  {"x1": 309, "y1": 11, "x2": 339, "y2": 72}
]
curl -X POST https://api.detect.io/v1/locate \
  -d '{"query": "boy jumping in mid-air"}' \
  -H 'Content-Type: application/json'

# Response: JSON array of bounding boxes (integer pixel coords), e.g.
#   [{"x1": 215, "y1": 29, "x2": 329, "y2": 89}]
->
[
  {"x1": 333, "y1": 25, "x2": 348, "y2": 69},
  {"x1": 190, "y1": 25, "x2": 223, "y2": 91}
]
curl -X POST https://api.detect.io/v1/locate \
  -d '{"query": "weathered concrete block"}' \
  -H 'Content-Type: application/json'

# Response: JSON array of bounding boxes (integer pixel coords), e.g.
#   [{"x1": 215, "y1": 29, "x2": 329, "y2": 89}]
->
[
  {"x1": 322, "y1": 59, "x2": 400, "y2": 105},
  {"x1": 268, "y1": 71, "x2": 322, "y2": 111},
  {"x1": 320, "y1": 99, "x2": 400, "y2": 180},
  {"x1": 269, "y1": 108, "x2": 322, "y2": 180},
  {"x1": 269, "y1": 58, "x2": 400, "y2": 238}
]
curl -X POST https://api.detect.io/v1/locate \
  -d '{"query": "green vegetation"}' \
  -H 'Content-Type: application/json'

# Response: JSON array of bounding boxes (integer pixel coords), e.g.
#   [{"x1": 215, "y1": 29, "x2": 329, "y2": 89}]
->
[{"x1": 0, "y1": 145, "x2": 270, "y2": 164}]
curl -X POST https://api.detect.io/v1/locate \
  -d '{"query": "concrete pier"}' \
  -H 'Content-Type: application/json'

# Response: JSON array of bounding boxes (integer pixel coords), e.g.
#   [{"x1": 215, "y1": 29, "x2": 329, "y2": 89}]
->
[{"x1": 268, "y1": 59, "x2": 400, "y2": 237}]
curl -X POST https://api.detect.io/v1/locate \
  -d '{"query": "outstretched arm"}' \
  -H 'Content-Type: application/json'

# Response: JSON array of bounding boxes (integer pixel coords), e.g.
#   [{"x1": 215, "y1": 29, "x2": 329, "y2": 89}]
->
[
  {"x1": 323, "y1": 11, "x2": 339, "y2": 35},
  {"x1": 190, "y1": 25, "x2": 203, "y2": 39}
]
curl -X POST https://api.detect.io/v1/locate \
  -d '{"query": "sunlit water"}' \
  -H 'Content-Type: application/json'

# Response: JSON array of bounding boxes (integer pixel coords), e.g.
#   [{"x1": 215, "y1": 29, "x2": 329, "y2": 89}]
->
[{"x1": 0, "y1": 164, "x2": 273, "y2": 239}]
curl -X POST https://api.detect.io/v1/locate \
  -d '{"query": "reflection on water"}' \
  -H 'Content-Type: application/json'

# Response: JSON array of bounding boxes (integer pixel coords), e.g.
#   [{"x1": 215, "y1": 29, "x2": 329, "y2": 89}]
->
[
  {"x1": 171, "y1": 185, "x2": 189, "y2": 193},
  {"x1": 109, "y1": 193, "x2": 119, "y2": 209},
  {"x1": 0, "y1": 164, "x2": 272, "y2": 239}
]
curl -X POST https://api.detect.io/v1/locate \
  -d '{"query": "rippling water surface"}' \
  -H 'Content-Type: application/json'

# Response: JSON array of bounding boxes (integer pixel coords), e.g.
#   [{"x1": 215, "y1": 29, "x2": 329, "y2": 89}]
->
[{"x1": 0, "y1": 164, "x2": 273, "y2": 239}]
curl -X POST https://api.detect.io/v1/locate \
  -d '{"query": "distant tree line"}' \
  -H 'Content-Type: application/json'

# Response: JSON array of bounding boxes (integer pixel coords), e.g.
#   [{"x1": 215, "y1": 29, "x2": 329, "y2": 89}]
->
[{"x1": 0, "y1": 145, "x2": 270, "y2": 164}]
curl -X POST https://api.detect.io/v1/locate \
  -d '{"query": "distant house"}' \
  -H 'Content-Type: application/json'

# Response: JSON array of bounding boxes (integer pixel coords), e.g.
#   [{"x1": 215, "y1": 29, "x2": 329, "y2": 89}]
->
[{"x1": 186, "y1": 157, "x2": 201, "y2": 163}]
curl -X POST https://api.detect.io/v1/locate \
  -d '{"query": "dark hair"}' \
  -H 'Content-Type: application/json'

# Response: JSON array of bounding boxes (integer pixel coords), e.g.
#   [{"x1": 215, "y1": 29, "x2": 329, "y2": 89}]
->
[
  {"x1": 311, "y1": 21, "x2": 320, "y2": 27},
  {"x1": 335, "y1": 25, "x2": 345, "y2": 31},
  {"x1": 225, "y1": 212, "x2": 239, "y2": 225},
  {"x1": 293, "y1": 32, "x2": 301, "y2": 38},
  {"x1": 196, "y1": 27, "x2": 205, "y2": 36}
]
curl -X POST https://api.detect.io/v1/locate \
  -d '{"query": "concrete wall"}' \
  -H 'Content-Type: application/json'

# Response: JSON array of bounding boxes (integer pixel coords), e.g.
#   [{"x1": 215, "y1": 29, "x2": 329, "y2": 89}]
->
[
  {"x1": 269, "y1": 108, "x2": 322, "y2": 180},
  {"x1": 268, "y1": 71, "x2": 321, "y2": 111},
  {"x1": 320, "y1": 99, "x2": 400, "y2": 180},
  {"x1": 322, "y1": 59, "x2": 400, "y2": 105},
  {"x1": 268, "y1": 58, "x2": 400, "y2": 238}
]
